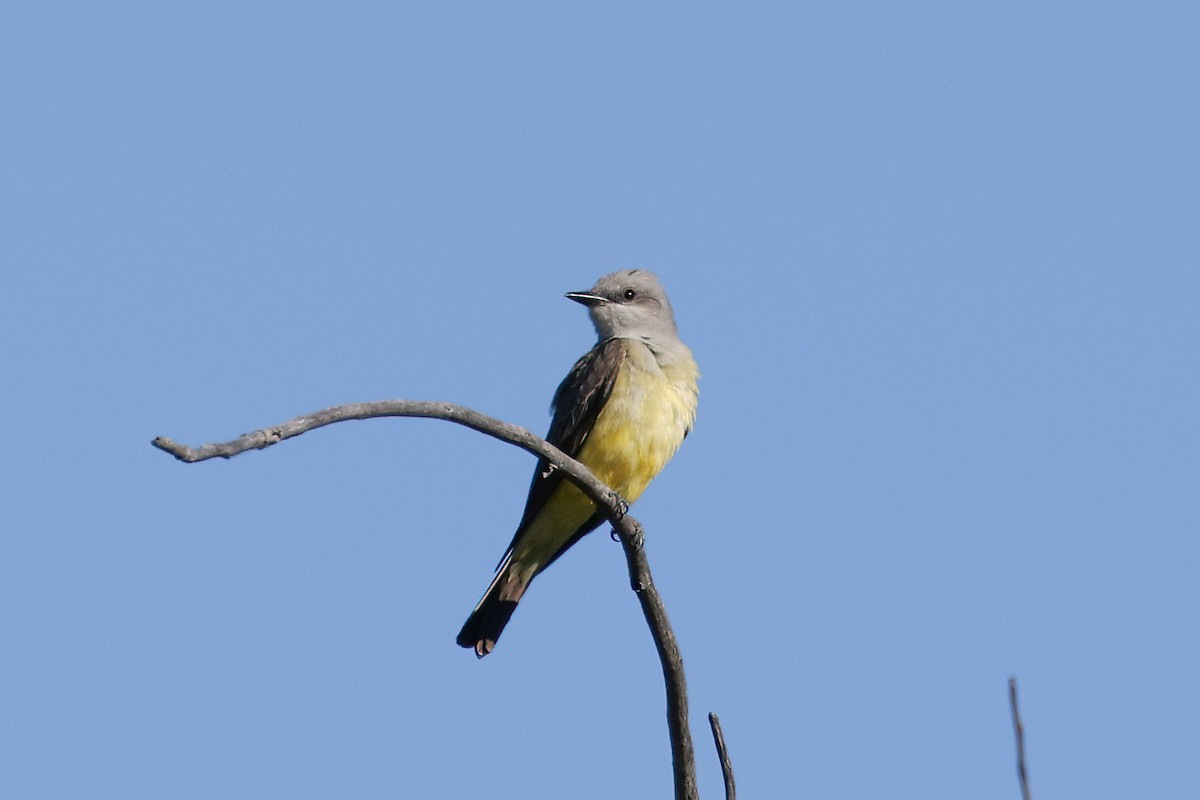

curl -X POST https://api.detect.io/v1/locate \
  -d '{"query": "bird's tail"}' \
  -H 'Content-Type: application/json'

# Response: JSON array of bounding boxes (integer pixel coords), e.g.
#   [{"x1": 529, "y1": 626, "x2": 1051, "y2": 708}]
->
[{"x1": 456, "y1": 556, "x2": 528, "y2": 658}]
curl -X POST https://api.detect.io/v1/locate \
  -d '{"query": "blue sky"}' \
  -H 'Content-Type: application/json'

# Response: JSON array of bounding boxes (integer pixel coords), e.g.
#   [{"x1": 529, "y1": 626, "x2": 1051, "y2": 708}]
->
[{"x1": 2, "y1": 3, "x2": 1197, "y2": 798}]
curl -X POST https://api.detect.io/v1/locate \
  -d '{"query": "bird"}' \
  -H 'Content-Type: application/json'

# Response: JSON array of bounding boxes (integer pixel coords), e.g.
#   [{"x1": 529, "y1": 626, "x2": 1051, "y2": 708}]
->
[{"x1": 457, "y1": 269, "x2": 700, "y2": 657}]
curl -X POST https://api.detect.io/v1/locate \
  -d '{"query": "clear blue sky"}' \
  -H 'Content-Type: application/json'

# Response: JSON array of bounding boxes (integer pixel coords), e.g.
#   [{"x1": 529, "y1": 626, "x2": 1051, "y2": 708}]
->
[{"x1": 2, "y1": 3, "x2": 1197, "y2": 798}]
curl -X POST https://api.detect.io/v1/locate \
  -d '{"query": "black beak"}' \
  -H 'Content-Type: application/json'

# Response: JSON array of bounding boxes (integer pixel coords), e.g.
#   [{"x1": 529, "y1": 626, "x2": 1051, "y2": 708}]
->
[{"x1": 564, "y1": 291, "x2": 608, "y2": 307}]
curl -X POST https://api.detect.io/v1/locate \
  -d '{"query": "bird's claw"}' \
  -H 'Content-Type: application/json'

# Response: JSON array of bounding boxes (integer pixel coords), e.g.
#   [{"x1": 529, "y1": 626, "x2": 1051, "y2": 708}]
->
[
  {"x1": 611, "y1": 521, "x2": 645, "y2": 551},
  {"x1": 628, "y1": 523, "x2": 645, "y2": 550},
  {"x1": 609, "y1": 492, "x2": 629, "y2": 518}
]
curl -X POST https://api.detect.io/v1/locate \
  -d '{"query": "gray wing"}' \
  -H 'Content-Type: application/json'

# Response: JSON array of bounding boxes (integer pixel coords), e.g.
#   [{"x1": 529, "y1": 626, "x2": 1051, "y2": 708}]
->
[{"x1": 497, "y1": 337, "x2": 626, "y2": 565}]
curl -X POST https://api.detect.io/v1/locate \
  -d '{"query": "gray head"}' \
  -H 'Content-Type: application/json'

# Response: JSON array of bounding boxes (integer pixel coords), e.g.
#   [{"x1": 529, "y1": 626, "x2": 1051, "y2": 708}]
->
[{"x1": 565, "y1": 269, "x2": 680, "y2": 342}]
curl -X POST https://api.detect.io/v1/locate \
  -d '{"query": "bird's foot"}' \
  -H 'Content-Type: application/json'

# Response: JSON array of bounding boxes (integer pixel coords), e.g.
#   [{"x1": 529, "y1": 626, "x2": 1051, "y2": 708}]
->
[{"x1": 608, "y1": 491, "x2": 629, "y2": 519}]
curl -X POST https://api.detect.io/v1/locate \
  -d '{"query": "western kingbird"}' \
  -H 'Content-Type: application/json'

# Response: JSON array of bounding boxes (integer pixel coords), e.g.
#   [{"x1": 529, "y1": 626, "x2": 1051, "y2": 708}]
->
[{"x1": 457, "y1": 269, "x2": 700, "y2": 657}]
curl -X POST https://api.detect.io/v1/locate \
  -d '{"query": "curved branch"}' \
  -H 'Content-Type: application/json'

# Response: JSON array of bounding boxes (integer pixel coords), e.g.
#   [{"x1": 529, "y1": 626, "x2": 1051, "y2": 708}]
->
[
  {"x1": 153, "y1": 400, "x2": 616, "y2": 504},
  {"x1": 153, "y1": 399, "x2": 699, "y2": 800},
  {"x1": 619, "y1": 516, "x2": 698, "y2": 800}
]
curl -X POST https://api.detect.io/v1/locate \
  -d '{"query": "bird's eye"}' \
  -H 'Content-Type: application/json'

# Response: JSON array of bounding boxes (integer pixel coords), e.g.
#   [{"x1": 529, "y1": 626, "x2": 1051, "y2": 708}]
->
[{"x1": 623, "y1": 288, "x2": 637, "y2": 301}]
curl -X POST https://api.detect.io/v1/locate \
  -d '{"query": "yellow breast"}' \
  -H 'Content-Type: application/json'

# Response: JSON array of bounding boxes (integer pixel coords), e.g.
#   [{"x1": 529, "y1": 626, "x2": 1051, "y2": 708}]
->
[
  {"x1": 510, "y1": 338, "x2": 699, "y2": 572},
  {"x1": 576, "y1": 339, "x2": 699, "y2": 503}
]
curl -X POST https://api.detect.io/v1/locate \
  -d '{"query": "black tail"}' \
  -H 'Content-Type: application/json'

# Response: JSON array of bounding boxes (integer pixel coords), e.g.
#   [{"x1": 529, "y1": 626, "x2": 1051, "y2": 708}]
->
[{"x1": 456, "y1": 560, "x2": 527, "y2": 658}]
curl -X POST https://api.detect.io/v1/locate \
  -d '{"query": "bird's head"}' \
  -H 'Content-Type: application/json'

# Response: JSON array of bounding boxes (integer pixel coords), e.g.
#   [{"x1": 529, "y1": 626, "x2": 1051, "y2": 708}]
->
[{"x1": 565, "y1": 269, "x2": 679, "y2": 342}]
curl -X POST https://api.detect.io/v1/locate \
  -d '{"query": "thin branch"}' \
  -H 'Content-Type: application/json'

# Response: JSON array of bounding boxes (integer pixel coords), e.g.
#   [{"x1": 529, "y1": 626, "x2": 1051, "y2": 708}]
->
[
  {"x1": 1008, "y1": 676, "x2": 1032, "y2": 800},
  {"x1": 616, "y1": 516, "x2": 697, "y2": 800},
  {"x1": 153, "y1": 399, "x2": 699, "y2": 800},
  {"x1": 153, "y1": 400, "x2": 614, "y2": 505},
  {"x1": 708, "y1": 713, "x2": 735, "y2": 800}
]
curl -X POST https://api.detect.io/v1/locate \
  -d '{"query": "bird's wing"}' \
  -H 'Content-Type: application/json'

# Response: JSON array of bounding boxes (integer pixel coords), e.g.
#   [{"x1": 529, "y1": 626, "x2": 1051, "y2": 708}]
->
[{"x1": 497, "y1": 337, "x2": 626, "y2": 566}]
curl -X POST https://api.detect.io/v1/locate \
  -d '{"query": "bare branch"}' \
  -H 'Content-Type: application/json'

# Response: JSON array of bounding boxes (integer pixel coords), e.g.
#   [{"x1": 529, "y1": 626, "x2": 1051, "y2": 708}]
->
[
  {"x1": 615, "y1": 516, "x2": 697, "y2": 800},
  {"x1": 153, "y1": 400, "x2": 632, "y2": 529},
  {"x1": 1008, "y1": 676, "x2": 1032, "y2": 800},
  {"x1": 708, "y1": 712, "x2": 735, "y2": 800},
  {"x1": 153, "y1": 399, "x2": 699, "y2": 800}
]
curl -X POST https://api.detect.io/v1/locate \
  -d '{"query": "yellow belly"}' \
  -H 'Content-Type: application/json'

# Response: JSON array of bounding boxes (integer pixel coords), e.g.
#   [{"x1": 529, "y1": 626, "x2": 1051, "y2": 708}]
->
[
  {"x1": 577, "y1": 349, "x2": 697, "y2": 502},
  {"x1": 512, "y1": 340, "x2": 699, "y2": 572}
]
